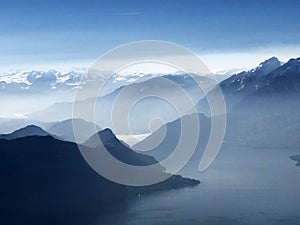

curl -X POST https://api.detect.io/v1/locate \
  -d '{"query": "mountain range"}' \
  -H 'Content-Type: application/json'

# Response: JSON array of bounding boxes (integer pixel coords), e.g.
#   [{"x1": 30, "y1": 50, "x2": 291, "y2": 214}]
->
[
  {"x1": 136, "y1": 56, "x2": 300, "y2": 165},
  {"x1": 198, "y1": 57, "x2": 300, "y2": 114},
  {"x1": 1, "y1": 56, "x2": 300, "y2": 224},
  {"x1": 28, "y1": 73, "x2": 215, "y2": 133},
  {"x1": 3, "y1": 56, "x2": 299, "y2": 139},
  {"x1": 0, "y1": 68, "x2": 236, "y2": 95},
  {"x1": 221, "y1": 57, "x2": 300, "y2": 148}
]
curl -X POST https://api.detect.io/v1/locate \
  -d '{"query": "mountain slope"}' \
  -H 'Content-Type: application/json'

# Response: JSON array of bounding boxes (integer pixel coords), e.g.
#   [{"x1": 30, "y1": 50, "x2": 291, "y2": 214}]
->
[
  {"x1": 0, "y1": 136, "x2": 126, "y2": 225},
  {"x1": 0, "y1": 131, "x2": 199, "y2": 225},
  {"x1": 133, "y1": 114, "x2": 212, "y2": 173}
]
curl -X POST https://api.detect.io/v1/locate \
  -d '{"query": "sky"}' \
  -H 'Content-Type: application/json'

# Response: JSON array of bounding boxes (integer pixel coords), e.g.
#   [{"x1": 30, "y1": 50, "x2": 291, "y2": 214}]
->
[{"x1": 1, "y1": 0, "x2": 300, "y2": 72}]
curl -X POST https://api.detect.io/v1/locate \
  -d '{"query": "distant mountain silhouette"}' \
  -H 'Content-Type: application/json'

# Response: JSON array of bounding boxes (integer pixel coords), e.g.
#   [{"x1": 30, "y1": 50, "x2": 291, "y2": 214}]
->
[
  {"x1": 0, "y1": 124, "x2": 51, "y2": 140},
  {"x1": 29, "y1": 74, "x2": 214, "y2": 133},
  {"x1": 0, "y1": 118, "x2": 55, "y2": 134},
  {"x1": 133, "y1": 114, "x2": 211, "y2": 164},
  {"x1": 47, "y1": 118, "x2": 101, "y2": 143},
  {"x1": 0, "y1": 131, "x2": 199, "y2": 225}
]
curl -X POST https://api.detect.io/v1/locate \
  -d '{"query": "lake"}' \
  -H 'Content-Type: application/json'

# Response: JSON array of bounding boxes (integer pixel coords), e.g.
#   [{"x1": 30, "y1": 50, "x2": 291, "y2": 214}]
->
[{"x1": 97, "y1": 145, "x2": 300, "y2": 225}]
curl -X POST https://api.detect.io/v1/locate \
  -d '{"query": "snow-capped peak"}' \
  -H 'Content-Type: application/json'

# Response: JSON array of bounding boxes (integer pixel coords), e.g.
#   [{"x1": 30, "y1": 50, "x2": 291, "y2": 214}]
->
[{"x1": 0, "y1": 68, "x2": 190, "y2": 94}]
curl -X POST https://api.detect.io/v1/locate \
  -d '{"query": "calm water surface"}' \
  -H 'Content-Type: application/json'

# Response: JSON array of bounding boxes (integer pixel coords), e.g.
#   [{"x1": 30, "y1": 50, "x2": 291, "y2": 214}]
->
[{"x1": 97, "y1": 146, "x2": 300, "y2": 225}]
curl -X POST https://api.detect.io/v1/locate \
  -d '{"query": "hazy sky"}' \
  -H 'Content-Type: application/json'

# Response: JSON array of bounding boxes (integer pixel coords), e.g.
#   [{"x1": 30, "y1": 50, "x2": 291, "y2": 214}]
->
[{"x1": 1, "y1": 0, "x2": 300, "y2": 72}]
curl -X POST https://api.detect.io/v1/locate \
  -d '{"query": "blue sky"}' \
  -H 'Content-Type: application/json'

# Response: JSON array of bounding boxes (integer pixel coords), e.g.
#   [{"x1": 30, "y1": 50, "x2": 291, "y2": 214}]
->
[{"x1": 1, "y1": 0, "x2": 300, "y2": 71}]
